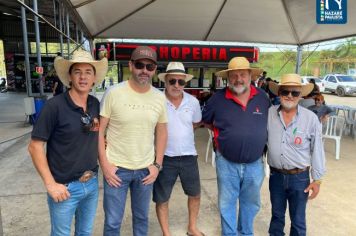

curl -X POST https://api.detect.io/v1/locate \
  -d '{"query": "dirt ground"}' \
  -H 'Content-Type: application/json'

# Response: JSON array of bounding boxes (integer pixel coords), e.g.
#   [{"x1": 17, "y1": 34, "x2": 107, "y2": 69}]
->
[{"x1": 0, "y1": 92, "x2": 356, "y2": 236}]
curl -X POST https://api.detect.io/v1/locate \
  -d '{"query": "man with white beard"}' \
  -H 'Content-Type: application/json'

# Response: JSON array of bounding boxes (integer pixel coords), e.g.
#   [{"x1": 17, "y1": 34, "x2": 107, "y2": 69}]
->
[
  {"x1": 267, "y1": 74, "x2": 326, "y2": 236},
  {"x1": 202, "y1": 57, "x2": 270, "y2": 236}
]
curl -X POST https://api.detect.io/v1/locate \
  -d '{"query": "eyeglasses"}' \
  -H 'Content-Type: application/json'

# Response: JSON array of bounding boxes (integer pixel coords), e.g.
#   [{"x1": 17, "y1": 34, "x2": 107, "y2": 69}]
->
[
  {"x1": 81, "y1": 113, "x2": 93, "y2": 132},
  {"x1": 133, "y1": 61, "x2": 156, "y2": 71},
  {"x1": 168, "y1": 79, "x2": 186, "y2": 86},
  {"x1": 280, "y1": 89, "x2": 301, "y2": 97}
]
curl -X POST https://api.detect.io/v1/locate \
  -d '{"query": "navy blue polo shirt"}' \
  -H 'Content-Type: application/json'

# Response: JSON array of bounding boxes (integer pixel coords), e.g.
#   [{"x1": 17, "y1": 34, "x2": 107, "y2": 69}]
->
[
  {"x1": 202, "y1": 86, "x2": 270, "y2": 163},
  {"x1": 31, "y1": 91, "x2": 100, "y2": 184}
]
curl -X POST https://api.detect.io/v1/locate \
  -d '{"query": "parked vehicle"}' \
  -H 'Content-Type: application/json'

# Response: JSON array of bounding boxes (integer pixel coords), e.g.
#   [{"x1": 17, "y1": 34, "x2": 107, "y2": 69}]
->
[
  {"x1": 322, "y1": 74, "x2": 356, "y2": 97},
  {"x1": 301, "y1": 76, "x2": 325, "y2": 93}
]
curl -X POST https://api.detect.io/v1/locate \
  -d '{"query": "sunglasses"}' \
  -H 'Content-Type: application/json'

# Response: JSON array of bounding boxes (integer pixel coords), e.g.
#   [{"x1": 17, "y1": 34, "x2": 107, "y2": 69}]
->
[
  {"x1": 168, "y1": 79, "x2": 186, "y2": 86},
  {"x1": 133, "y1": 61, "x2": 156, "y2": 71},
  {"x1": 81, "y1": 113, "x2": 93, "y2": 132},
  {"x1": 280, "y1": 90, "x2": 301, "y2": 97}
]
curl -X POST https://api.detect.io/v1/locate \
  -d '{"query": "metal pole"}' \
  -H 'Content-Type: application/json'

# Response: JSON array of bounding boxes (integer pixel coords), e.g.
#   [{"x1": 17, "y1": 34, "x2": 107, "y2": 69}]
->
[
  {"x1": 295, "y1": 45, "x2": 303, "y2": 74},
  {"x1": 66, "y1": 12, "x2": 70, "y2": 58},
  {"x1": 33, "y1": 0, "x2": 44, "y2": 95},
  {"x1": 59, "y1": 2, "x2": 63, "y2": 56},
  {"x1": 21, "y1": 1, "x2": 32, "y2": 96}
]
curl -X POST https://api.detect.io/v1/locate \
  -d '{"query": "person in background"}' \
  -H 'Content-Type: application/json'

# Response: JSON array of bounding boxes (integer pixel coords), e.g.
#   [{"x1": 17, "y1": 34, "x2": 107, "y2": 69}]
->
[
  {"x1": 267, "y1": 74, "x2": 326, "y2": 236},
  {"x1": 308, "y1": 93, "x2": 333, "y2": 123},
  {"x1": 52, "y1": 71, "x2": 64, "y2": 96},
  {"x1": 28, "y1": 50, "x2": 108, "y2": 235}
]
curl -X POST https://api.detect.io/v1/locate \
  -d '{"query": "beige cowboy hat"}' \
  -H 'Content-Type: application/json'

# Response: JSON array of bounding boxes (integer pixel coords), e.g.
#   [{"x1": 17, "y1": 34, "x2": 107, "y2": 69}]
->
[
  {"x1": 158, "y1": 62, "x2": 194, "y2": 82},
  {"x1": 269, "y1": 73, "x2": 314, "y2": 97},
  {"x1": 215, "y1": 57, "x2": 263, "y2": 78},
  {"x1": 54, "y1": 50, "x2": 108, "y2": 87}
]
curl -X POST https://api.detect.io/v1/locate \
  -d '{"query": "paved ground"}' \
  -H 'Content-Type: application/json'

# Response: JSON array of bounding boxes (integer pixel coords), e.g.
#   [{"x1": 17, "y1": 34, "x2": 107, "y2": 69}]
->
[{"x1": 0, "y1": 91, "x2": 356, "y2": 236}]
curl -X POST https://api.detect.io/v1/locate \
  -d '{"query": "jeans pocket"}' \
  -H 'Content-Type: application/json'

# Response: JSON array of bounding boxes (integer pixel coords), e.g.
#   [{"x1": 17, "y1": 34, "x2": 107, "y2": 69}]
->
[{"x1": 294, "y1": 172, "x2": 310, "y2": 182}]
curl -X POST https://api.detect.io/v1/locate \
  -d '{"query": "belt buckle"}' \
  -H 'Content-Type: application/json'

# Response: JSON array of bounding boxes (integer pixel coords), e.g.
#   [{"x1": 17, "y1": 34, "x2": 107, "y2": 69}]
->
[{"x1": 79, "y1": 170, "x2": 94, "y2": 183}]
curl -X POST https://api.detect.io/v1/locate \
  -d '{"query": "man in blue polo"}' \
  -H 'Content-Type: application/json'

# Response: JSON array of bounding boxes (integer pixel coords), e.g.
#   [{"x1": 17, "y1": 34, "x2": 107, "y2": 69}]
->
[{"x1": 202, "y1": 57, "x2": 270, "y2": 236}]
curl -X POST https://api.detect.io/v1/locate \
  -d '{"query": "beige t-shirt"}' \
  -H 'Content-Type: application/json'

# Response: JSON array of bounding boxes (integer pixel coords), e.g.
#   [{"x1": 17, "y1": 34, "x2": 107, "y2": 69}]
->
[{"x1": 100, "y1": 81, "x2": 168, "y2": 169}]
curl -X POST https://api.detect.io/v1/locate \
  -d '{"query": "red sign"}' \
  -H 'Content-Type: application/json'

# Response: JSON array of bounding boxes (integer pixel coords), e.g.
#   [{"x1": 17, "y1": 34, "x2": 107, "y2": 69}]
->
[
  {"x1": 35, "y1": 66, "x2": 43, "y2": 74},
  {"x1": 95, "y1": 42, "x2": 259, "y2": 64}
]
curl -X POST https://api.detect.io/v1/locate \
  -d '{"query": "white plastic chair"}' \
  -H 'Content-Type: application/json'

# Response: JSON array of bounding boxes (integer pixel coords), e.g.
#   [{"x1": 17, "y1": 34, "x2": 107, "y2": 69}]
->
[
  {"x1": 322, "y1": 115, "x2": 345, "y2": 160},
  {"x1": 205, "y1": 129, "x2": 216, "y2": 167}
]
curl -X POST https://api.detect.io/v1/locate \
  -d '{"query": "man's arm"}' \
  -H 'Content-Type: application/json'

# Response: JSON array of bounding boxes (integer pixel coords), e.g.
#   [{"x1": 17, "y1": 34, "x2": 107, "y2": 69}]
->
[
  {"x1": 98, "y1": 116, "x2": 121, "y2": 187},
  {"x1": 142, "y1": 122, "x2": 167, "y2": 185},
  {"x1": 28, "y1": 139, "x2": 70, "y2": 202},
  {"x1": 304, "y1": 120, "x2": 325, "y2": 199},
  {"x1": 52, "y1": 82, "x2": 58, "y2": 94}
]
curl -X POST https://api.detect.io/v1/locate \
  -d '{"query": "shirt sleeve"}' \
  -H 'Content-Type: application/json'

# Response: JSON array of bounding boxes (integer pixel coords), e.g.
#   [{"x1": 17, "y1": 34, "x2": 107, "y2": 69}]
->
[
  {"x1": 192, "y1": 98, "x2": 202, "y2": 123},
  {"x1": 158, "y1": 96, "x2": 168, "y2": 124},
  {"x1": 310, "y1": 118, "x2": 326, "y2": 180},
  {"x1": 31, "y1": 101, "x2": 57, "y2": 141},
  {"x1": 202, "y1": 94, "x2": 216, "y2": 125},
  {"x1": 100, "y1": 89, "x2": 113, "y2": 118}
]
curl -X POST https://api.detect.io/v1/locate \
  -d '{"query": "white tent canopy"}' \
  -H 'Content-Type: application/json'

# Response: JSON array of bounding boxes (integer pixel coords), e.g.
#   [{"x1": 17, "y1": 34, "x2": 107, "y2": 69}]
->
[{"x1": 70, "y1": 0, "x2": 356, "y2": 45}]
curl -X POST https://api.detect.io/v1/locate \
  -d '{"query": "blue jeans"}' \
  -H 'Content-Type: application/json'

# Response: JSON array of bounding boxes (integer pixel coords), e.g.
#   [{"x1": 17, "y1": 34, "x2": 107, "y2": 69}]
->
[
  {"x1": 215, "y1": 152, "x2": 264, "y2": 236},
  {"x1": 268, "y1": 170, "x2": 309, "y2": 236},
  {"x1": 47, "y1": 175, "x2": 99, "y2": 236},
  {"x1": 103, "y1": 167, "x2": 153, "y2": 236}
]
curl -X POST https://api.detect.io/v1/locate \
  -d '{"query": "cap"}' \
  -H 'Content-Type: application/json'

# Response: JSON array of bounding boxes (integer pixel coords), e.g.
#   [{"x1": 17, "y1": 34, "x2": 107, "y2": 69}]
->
[{"x1": 131, "y1": 46, "x2": 157, "y2": 64}]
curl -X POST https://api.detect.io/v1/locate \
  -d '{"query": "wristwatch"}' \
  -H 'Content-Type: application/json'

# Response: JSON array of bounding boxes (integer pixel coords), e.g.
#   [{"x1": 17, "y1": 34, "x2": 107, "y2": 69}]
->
[{"x1": 152, "y1": 161, "x2": 163, "y2": 171}]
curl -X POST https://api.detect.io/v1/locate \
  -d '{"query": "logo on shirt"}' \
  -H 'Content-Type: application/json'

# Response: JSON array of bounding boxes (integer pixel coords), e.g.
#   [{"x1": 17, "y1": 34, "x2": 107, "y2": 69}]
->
[
  {"x1": 252, "y1": 106, "x2": 262, "y2": 115},
  {"x1": 294, "y1": 136, "x2": 302, "y2": 145}
]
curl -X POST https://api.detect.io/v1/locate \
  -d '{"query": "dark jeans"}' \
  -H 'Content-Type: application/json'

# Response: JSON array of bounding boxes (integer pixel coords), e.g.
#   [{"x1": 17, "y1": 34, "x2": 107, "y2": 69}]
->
[{"x1": 269, "y1": 169, "x2": 310, "y2": 236}]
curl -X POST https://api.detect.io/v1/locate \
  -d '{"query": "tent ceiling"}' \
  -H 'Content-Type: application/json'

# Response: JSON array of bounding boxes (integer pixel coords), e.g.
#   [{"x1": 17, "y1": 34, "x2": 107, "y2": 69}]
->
[{"x1": 69, "y1": 0, "x2": 356, "y2": 45}]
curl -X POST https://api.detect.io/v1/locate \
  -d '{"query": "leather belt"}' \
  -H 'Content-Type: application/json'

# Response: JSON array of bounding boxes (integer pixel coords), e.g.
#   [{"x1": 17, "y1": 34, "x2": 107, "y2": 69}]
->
[
  {"x1": 78, "y1": 170, "x2": 96, "y2": 183},
  {"x1": 270, "y1": 166, "x2": 309, "y2": 175}
]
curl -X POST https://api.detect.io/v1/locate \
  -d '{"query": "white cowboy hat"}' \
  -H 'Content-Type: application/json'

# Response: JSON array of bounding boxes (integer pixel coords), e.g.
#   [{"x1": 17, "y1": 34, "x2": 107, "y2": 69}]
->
[
  {"x1": 269, "y1": 73, "x2": 314, "y2": 97},
  {"x1": 215, "y1": 57, "x2": 263, "y2": 78},
  {"x1": 54, "y1": 50, "x2": 108, "y2": 87},
  {"x1": 158, "y1": 62, "x2": 194, "y2": 82}
]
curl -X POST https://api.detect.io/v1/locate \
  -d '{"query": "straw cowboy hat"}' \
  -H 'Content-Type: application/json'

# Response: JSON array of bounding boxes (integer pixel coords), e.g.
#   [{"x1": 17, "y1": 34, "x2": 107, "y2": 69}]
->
[
  {"x1": 269, "y1": 73, "x2": 314, "y2": 97},
  {"x1": 215, "y1": 57, "x2": 263, "y2": 78},
  {"x1": 158, "y1": 62, "x2": 194, "y2": 82},
  {"x1": 54, "y1": 50, "x2": 108, "y2": 87}
]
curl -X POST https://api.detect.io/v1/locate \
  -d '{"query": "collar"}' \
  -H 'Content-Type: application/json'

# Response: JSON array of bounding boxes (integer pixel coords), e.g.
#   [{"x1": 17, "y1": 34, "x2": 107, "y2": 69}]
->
[
  {"x1": 225, "y1": 85, "x2": 259, "y2": 109},
  {"x1": 165, "y1": 90, "x2": 187, "y2": 107},
  {"x1": 64, "y1": 90, "x2": 92, "y2": 112}
]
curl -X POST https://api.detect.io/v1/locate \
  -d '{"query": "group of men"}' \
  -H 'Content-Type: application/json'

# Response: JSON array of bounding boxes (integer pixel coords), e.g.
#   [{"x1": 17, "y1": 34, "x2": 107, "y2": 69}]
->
[{"x1": 28, "y1": 45, "x2": 325, "y2": 236}]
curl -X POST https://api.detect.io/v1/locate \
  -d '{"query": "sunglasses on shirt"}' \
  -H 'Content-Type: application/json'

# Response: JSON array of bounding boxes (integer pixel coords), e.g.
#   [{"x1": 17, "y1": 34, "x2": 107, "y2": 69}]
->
[
  {"x1": 81, "y1": 112, "x2": 93, "y2": 132},
  {"x1": 133, "y1": 61, "x2": 156, "y2": 72},
  {"x1": 280, "y1": 89, "x2": 301, "y2": 97},
  {"x1": 168, "y1": 79, "x2": 186, "y2": 86}
]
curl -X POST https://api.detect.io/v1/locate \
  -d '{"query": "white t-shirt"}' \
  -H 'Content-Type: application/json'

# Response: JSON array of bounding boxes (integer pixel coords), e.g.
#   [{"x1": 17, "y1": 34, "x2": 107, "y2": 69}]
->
[{"x1": 165, "y1": 91, "x2": 202, "y2": 156}]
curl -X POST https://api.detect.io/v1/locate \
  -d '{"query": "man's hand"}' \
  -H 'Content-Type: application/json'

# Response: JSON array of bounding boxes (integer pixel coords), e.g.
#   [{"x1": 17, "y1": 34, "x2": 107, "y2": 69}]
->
[
  {"x1": 142, "y1": 165, "x2": 159, "y2": 185},
  {"x1": 304, "y1": 181, "x2": 321, "y2": 199},
  {"x1": 46, "y1": 182, "x2": 70, "y2": 202},
  {"x1": 102, "y1": 162, "x2": 121, "y2": 187}
]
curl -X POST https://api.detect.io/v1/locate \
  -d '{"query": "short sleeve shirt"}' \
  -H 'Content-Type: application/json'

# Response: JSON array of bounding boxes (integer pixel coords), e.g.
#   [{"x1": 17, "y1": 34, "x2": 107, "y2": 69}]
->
[
  {"x1": 100, "y1": 81, "x2": 168, "y2": 169},
  {"x1": 31, "y1": 91, "x2": 100, "y2": 184},
  {"x1": 165, "y1": 91, "x2": 202, "y2": 156}
]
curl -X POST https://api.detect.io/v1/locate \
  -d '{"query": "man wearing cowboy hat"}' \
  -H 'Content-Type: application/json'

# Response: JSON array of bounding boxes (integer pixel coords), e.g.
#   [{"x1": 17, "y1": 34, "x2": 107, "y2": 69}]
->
[
  {"x1": 98, "y1": 46, "x2": 168, "y2": 236},
  {"x1": 28, "y1": 50, "x2": 108, "y2": 235},
  {"x1": 202, "y1": 57, "x2": 270, "y2": 235},
  {"x1": 267, "y1": 74, "x2": 326, "y2": 236},
  {"x1": 153, "y1": 62, "x2": 204, "y2": 236}
]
